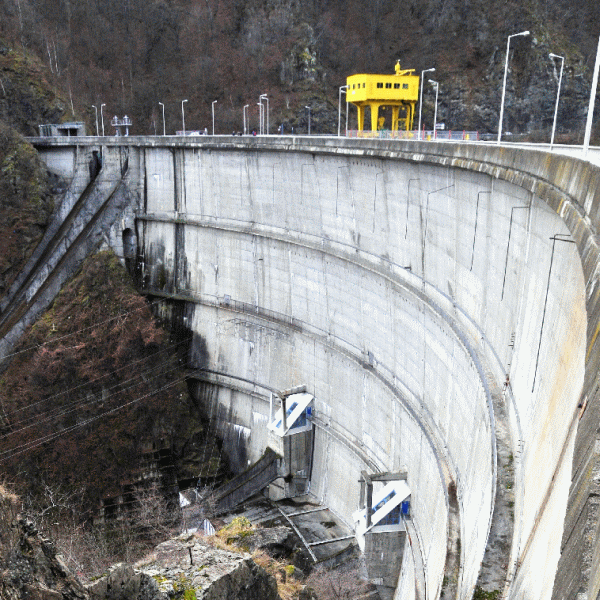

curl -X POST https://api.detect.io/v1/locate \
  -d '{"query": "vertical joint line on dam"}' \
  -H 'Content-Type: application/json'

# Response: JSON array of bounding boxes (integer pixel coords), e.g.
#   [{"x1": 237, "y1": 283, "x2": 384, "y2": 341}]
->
[
  {"x1": 471, "y1": 191, "x2": 491, "y2": 271},
  {"x1": 501, "y1": 205, "x2": 530, "y2": 301},
  {"x1": 532, "y1": 234, "x2": 577, "y2": 392},
  {"x1": 374, "y1": 170, "x2": 385, "y2": 233},
  {"x1": 406, "y1": 178, "x2": 420, "y2": 240}
]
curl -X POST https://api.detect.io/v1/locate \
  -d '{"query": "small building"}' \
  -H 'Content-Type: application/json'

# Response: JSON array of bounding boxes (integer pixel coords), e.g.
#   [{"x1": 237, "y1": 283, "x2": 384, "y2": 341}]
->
[
  {"x1": 353, "y1": 473, "x2": 411, "y2": 600},
  {"x1": 38, "y1": 122, "x2": 86, "y2": 137},
  {"x1": 346, "y1": 62, "x2": 419, "y2": 133},
  {"x1": 267, "y1": 388, "x2": 314, "y2": 498}
]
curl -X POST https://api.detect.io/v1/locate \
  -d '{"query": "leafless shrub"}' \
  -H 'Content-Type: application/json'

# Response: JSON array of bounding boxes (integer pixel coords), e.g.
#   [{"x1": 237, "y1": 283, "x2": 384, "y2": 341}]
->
[
  {"x1": 20, "y1": 480, "x2": 183, "y2": 581},
  {"x1": 304, "y1": 565, "x2": 373, "y2": 600}
]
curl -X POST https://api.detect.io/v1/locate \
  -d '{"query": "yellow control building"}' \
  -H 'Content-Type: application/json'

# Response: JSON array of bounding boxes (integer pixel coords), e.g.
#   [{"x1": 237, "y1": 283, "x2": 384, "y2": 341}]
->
[{"x1": 346, "y1": 62, "x2": 420, "y2": 133}]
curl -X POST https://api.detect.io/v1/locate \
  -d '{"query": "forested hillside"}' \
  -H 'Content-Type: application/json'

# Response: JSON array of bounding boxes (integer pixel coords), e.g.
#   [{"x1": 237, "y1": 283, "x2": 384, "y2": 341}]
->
[{"x1": 1, "y1": 0, "x2": 599, "y2": 138}]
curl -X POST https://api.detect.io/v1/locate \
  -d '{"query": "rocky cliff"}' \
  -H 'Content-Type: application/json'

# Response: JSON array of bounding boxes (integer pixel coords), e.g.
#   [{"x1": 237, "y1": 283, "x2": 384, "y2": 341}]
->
[
  {"x1": 88, "y1": 534, "x2": 281, "y2": 600},
  {"x1": 0, "y1": 485, "x2": 89, "y2": 600},
  {"x1": 0, "y1": 486, "x2": 282, "y2": 600}
]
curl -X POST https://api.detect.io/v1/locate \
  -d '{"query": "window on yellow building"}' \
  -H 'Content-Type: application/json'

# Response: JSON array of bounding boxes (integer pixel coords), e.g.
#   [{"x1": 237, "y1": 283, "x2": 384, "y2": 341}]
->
[
  {"x1": 394, "y1": 83, "x2": 400, "y2": 89},
  {"x1": 377, "y1": 83, "x2": 383, "y2": 88},
  {"x1": 386, "y1": 83, "x2": 392, "y2": 89},
  {"x1": 402, "y1": 84, "x2": 409, "y2": 89}
]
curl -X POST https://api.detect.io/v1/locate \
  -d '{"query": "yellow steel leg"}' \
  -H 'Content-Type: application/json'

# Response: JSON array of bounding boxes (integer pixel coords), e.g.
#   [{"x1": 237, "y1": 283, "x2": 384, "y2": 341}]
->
[
  {"x1": 406, "y1": 103, "x2": 414, "y2": 130},
  {"x1": 392, "y1": 106, "x2": 400, "y2": 132},
  {"x1": 370, "y1": 103, "x2": 380, "y2": 132},
  {"x1": 357, "y1": 105, "x2": 365, "y2": 132}
]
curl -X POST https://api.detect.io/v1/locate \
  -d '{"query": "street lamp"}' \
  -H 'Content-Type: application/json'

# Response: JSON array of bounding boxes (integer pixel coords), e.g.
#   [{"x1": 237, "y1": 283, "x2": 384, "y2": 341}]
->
[
  {"x1": 243, "y1": 104, "x2": 249, "y2": 135},
  {"x1": 548, "y1": 53, "x2": 564, "y2": 148},
  {"x1": 256, "y1": 103, "x2": 263, "y2": 134},
  {"x1": 181, "y1": 99, "x2": 188, "y2": 135},
  {"x1": 498, "y1": 30, "x2": 530, "y2": 144},
  {"x1": 305, "y1": 106, "x2": 311, "y2": 135},
  {"x1": 418, "y1": 68, "x2": 435, "y2": 140},
  {"x1": 100, "y1": 103, "x2": 106, "y2": 136},
  {"x1": 260, "y1": 94, "x2": 269, "y2": 134},
  {"x1": 429, "y1": 79, "x2": 439, "y2": 138},
  {"x1": 338, "y1": 85, "x2": 348, "y2": 136},
  {"x1": 91, "y1": 105, "x2": 99, "y2": 136},
  {"x1": 584, "y1": 35, "x2": 600, "y2": 156},
  {"x1": 158, "y1": 102, "x2": 165, "y2": 136},
  {"x1": 212, "y1": 100, "x2": 217, "y2": 135}
]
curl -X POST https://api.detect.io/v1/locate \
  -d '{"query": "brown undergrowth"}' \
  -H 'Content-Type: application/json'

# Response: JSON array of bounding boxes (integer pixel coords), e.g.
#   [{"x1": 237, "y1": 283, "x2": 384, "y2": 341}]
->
[{"x1": 0, "y1": 250, "x2": 203, "y2": 515}]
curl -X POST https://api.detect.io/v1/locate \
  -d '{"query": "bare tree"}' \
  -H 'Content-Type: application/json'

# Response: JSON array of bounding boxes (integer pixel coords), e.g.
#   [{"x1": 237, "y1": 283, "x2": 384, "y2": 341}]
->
[
  {"x1": 305, "y1": 565, "x2": 374, "y2": 600},
  {"x1": 130, "y1": 480, "x2": 180, "y2": 540}
]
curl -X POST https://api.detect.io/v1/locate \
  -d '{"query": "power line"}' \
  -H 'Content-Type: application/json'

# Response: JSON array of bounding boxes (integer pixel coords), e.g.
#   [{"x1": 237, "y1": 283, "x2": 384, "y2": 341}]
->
[
  {"x1": 0, "y1": 362, "x2": 182, "y2": 443},
  {"x1": 1, "y1": 335, "x2": 191, "y2": 420},
  {"x1": 0, "y1": 378, "x2": 186, "y2": 463},
  {"x1": 0, "y1": 296, "x2": 170, "y2": 365}
]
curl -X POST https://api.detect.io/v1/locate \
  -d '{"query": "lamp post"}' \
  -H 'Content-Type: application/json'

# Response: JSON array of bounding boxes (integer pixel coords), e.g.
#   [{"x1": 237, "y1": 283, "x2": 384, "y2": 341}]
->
[
  {"x1": 92, "y1": 105, "x2": 99, "y2": 136},
  {"x1": 548, "y1": 53, "x2": 564, "y2": 148},
  {"x1": 305, "y1": 106, "x2": 311, "y2": 135},
  {"x1": 429, "y1": 79, "x2": 439, "y2": 137},
  {"x1": 158, "y1": 102, "x2": 165, "y2": 136},
  {"x1": 498, "y1": 30, "x2": 530, "y2": 144},
  {"x1": 338, "y1": 85, "x2": 348, "y2": 136},
  {"x1": 584, "y1": 35, "x2": 600, "y2": 156},
  {"x1": 257, "y1": 102, "x2": 263, "y2": 135},
  {"x1": 100, "y1": 103, "x2": 106, "y2": 136},
  {"x1": 418, "y1": 68, "x2": 435, "y2": 140},
  {"x1": 260, "y1": 94, "x2": 269, "y2": 134},
  {"x1": 181, "y1": 99, "x2": 188, "y2": 135},
  {"x1": 212, "y1": 100, "x2": 217, "y2": 135},
  {"x1": 243, "y1": 104, "x2": 249, "y2": 135}
]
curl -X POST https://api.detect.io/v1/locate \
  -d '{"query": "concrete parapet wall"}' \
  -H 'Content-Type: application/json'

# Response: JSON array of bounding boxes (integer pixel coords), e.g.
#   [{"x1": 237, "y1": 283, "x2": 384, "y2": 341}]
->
[{"x1": 30, "y1": 136, "x2": 598, "y2": 600}]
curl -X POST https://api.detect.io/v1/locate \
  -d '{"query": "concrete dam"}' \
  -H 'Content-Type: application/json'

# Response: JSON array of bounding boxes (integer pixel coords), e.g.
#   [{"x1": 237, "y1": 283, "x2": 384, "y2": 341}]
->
[{"x1": 25, "y1": 136, "x2": 600, "y2": 600}]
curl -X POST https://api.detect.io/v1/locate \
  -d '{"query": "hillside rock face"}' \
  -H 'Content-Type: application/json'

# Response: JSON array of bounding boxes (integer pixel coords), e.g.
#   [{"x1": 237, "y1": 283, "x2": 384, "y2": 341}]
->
[
  {"x1": 0, "y1": 487, "x2": 280, "y2": 600},
  {"x1": 2, "y1": 0, "x2": 599, "y2": 137},
  {"x1": 0, "y1": 488, "x2": 89, "y2": 600},
  {"x1": 87, "y1": 534, "x2": 281, "y2": 600}
]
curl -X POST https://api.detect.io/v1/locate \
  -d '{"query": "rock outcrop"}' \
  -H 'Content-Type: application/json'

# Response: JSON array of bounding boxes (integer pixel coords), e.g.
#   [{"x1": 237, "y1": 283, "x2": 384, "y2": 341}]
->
[
  {"x1": 0, "y1": 487, "x2": 89, "y2": 600},
  {"x1": 87, "y1": 533, "x2": 281, "y2": 600},
  {"x1": 0, "y1": 486, "x2": 281, "y2": 600}
]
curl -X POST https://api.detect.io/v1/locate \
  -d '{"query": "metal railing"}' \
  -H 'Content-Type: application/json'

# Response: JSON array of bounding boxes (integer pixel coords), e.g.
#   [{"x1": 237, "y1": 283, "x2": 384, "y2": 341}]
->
[{"x1": 347, "y1": 129, "x2": 480, "y2": 141}]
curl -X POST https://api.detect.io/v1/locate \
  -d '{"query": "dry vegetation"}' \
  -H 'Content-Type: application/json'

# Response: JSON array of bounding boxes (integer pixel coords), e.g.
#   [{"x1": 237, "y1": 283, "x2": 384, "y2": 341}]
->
[
  {"x1": 2, "y1": 0, "x2": 599, "y2": 136},
  {"x1": 0, "y1": 250, "x2": 209, "y2": 513}
]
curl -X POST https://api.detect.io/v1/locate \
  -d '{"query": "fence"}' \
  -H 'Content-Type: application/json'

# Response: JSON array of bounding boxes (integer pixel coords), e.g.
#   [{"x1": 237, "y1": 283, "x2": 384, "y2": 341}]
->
[{"x1": 346, "y1": 130, "x2": 479, "y2": 141}]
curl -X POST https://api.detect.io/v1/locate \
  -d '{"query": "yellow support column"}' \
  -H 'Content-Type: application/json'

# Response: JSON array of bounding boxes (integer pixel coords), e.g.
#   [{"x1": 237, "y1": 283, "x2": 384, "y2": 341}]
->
[
  {"x1": 357, "y1": 105, "x2": 365, "y2": 132},
  {"x1": 392, "y1": 106, "x2": 400, "y2": 132},
  {"x1": 405, "y1": 103, "x2": 414, "y2": 130},
  {"x1": 370, "y1": 103, "x2": 380, "y2": 132}
]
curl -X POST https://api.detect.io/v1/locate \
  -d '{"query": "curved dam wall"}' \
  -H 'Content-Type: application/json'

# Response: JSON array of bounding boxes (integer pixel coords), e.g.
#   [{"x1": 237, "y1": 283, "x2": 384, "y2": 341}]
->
[{"x1": 31, "y1": 137, "x2": 600, "y2": 600}]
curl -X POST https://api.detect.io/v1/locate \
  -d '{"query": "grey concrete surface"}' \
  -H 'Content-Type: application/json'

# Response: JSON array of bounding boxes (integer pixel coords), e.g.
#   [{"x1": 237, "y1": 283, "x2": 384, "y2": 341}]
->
[{"x1": 28, "y1": 136, "x2": 600, "y2": 600}]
